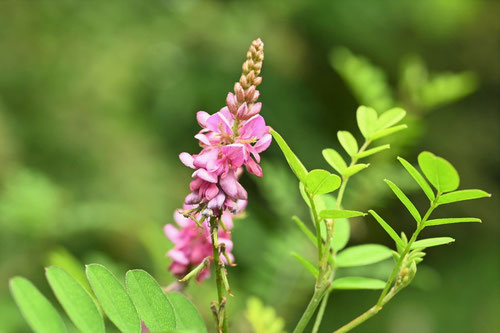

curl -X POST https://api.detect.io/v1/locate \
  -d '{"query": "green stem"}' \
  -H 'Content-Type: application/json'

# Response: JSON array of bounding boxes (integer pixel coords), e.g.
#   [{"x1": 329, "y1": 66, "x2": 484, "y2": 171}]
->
[
  {"x1": 308, "y1": 193, "x2": 324, "y2": 264},
  {"x1": 210, "y1": 217, "x2": 227, "y2": 333},
  {"x1": 293, "y1": 282, "x2": 330, "y2": 333}
]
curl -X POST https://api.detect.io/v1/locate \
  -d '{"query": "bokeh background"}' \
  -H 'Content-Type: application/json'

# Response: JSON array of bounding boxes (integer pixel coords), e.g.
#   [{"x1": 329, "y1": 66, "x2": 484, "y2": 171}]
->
[{"x1": 0, "y1": 1, "x2": 498, "y2": 332}]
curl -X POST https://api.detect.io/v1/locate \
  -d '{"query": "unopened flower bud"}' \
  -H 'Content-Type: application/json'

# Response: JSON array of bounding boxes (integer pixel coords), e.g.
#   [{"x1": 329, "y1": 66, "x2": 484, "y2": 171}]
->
[
  {"x1": 226, "y1": 92, "x2": 238, "y2": 114},
  {"x1": 245, "y1": 85, "x2": 256, "y2": 100},
  {"x1": 251, "y1": 90, "x2": 260, "y2": 102},
  {"x1": 234, "y1": 83, "x2": 245, "y2": 102},
  {"x1": 253, "y1": 76, "x2": 262, "y2": 86},
  {"x1": 236, "y1": 103, "x2": 248, "y2": 119}
]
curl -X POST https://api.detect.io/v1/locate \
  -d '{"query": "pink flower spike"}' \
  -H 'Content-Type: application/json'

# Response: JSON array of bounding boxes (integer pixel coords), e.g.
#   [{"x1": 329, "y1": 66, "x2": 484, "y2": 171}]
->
[
  {"x1": 240, "y1": 115, "x2": 267, "y2": 139},
  {"x1": 206, "y1": 112, "x2": 233, "y2": 135},
  {"x1": 192, "y1": 169, "x2": 218, "y2": 183},
  {"x1": 179, "y1": 153, "x2": 195, "y2": 169},
  {"x1": 197, "y1": 111, "x2": 210, "y2": 127},
  {"x1": 220, "y1": 144, "x2": 246, "y2": 168},
  {"x1": 193, "y1": 149, "x2": 219, "y2": 169}
]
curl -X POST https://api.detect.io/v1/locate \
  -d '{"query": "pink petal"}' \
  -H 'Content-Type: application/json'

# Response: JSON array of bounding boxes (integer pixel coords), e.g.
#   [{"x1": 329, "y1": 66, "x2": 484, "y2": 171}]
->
[
  {"x1": 221, "y1": 211, "x2": 234, "y2": 229},
  {"x1": 197, "y1": 111, "x2": 210, "y2": 127},
  {"x1": 193, "y1": 168, "x2": 218, "y2": 183},
  {"x1": 193, "y1": 149, "x2": 219, "y2": 169},
  {"x1": 240, "y1": 115, "x2": 267, "y2": 139},
  {"x1": 205, "y1": 183, "x2": 219, "y2": 200},
  {"x1": 219, "y1": 107, "x2": 234, "y2": 126},
  {"x1": 219, "y1": 171, "x2": 238, "y2": 198},
  {"x1": 254, "y1": 133, "x2": 272, "y2": 153},
  {"x1": 236, "y1": 103, "x2": 248, "y2": 119},
  {"x1": 174, "y1": 211, "x2": 190, "y2": 227},
  {"x1": 164, "y1": 224, "x2": 180, "y2": 242},
  {"x1": 194, "y1": 133, "x2": 211, "y2": 146},
  {"x1": 179, "y1": 153, "x2": 195, "y2": 168},
  {"x1": 206, "y1": 112, "x2": 233, "y2": 135},
  {"x1": 246, "y1": 102, "x2": 262, "y2": 118},
  {"x1": 246, "y1": 157, "x2": 263, "y2": 177},
  {"x1": 168, "y1": 249, "x2": 189, "y2": 265},
  {"x1": 220, "y1": 144, "x2": 246, "y2": 168}
]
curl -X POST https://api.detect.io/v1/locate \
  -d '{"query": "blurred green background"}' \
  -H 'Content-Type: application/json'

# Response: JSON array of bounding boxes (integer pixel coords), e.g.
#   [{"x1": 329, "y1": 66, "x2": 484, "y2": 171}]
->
[{"x1": 0, "y1": 1, "x2": 498, "y2": 332}]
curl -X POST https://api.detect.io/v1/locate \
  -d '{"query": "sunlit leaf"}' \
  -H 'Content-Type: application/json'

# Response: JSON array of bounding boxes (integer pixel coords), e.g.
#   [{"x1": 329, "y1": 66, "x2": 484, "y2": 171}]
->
[
  {"x1": 368, "y1": 210, "x2": 404, "y2": 248},
  {"x1": 291, "y1": 252, "x2": 318, "y2": 278},
  {"x1": 384, "y1": 179, "x2": 421, "y2": 222},
  {"x1": 376, "y1": 107, "x2": 406, "y2": 130},
  {"x1": 356, "y1": 106, "x2": 378, "y2": 139},
  {"x1": 320, "y1": 209, "x2": 365, "y2": 219},
  {"x1": 305, "y1": 169, "x2": 341, "y2": 195},
  {"x1": 418, "y1": 151, "x2": 459, "y2": 193},
  {"x1": 86, "y1": 264, "x2": 140, "y2": 333},
  {"x1": 167, "y1": 292, "x2": 207, "y2": 332},
  {"x1": 292, "y1": 216, "x2": 316, "y2": 246},
  {"x1": 126, "y1": 270, "x2": 176, "y2": 332},
  {"x1": 397, "y1": 157, "x2": 435, "y2": 201},
  {"x1": 9, "y1": 277, "x2": 66, "y2": 333},
  {"x1": 337, "y1": 131, "x2": 358, "y2": 156},
  {"x1": 322, "y1": 148, "x2": 347, "y2": 174},
  {"x1": 245, "y1": 297, "x2": 286, "y2": 333},
  {"x1": 425, "y1": 218, "x2": 481, "y2": 227},
  {"x1": 411, "y1": 237, "x2": 455, "y2": 249},
  {"x1": 437, "y1": 189, "x2": 491, "y2": 205},
  {"x1": 356, "y1": 144, "x2": 390, "y2": 159},
  {"x1": 344, "y1": 164, "x2": 369, "y2": 177},
  {"x1": 370, "y1": 124, "x2": 407, "y2": 141},
  {"x1": 331, "y1": 218, "x2": 350, "y2": 251},
  {"x1": 270, "y1": 130, "x2": 308, "y2": 182},
  {"x1": 331, "y1": 277, "x2": 386, "y2": 290},
  {"x1": 46, "y1": 266, "x2": 104, "y2": 333},
  {"x1": 336, "y1": 244, "x2": 392, "y2": 267}
]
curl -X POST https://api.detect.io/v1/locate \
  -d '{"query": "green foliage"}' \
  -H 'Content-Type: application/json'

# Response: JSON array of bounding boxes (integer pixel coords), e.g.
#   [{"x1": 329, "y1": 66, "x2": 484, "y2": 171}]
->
[
  {"x1": 319, "y1": 210, "x2": 365, "y2": 219},
  {"x1": 437, "y1": 189, "x2": 491, "y2": 205},
  {"x1": 305, "y1": 169, "x2": 342, "y2": 196},
  {"x1": 168, "y1": 292, "x2": 207, "y2": 333},
  {"x1": 322, "y1": 148, "x2": 347, "y2": 174},
  {"x1": 331, "y1": 277, "x2": 386, "y2": 290},
  {"x1": 411, "y1": 237, "x2": 455, "y2": 249},
  {"x1": 384, "y1": 179, "x2": 422, "y2": 223},
  {"x1": 368, "y1": 210, "x2": 404, "y2": 248},
  {"x1": 270, "y1": 129, "x2": 308, "y2": 182},
  {"x1": 337, "y1": 131, "x2": 358, "y2": 156},
  {"x1": 331, "y1": 219, "x2": 351, "y2": 251},
  {"x1": 425, "y1": 218, "x2": 481, "y2": 227},
  {"x1": 418, "y1": 151, "x2": 459, "y2": 193},
  {"x1": 336, "y1": 244, "x2": 393, "y2": 267},
  {"x1": 245, "y1": 297, "x2": 286, "y2": 333},
  {"x1": 9, "y1": 277, "x2": 66, "y2": 333},
  {"x1": 397, "y1": 156, "x2": 436, "y2": 201},
  {"x1": 343, "y1": 164, "x2": 370, "y2": 177},
  {"x1": 356, "y1": 145, "x2": 390, "y2": 159},
  {"x1": 292, "y1": 216, "x2": 316, "y2": 246},
  {"x1": 356, "y1": 106, "x2": 407, "y2": 141},
  {"x1": 291, "y1": 252, "x2": 319, "y2": 278}
]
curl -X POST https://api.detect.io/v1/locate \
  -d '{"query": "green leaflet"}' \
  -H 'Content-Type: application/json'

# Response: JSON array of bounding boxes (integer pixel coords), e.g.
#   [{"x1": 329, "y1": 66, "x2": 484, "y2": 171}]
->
[
  {"x1": 337, "y1": 131, "x2": 358, "y2": 156},
  {"x1": 322, "y1": 148, "x2": 347, "y2": 174},
  {"x1": 331, "y1": 218, "x2": 350, "y2": 251},
  {"x1": 397, "y1": 156, "x2": 435, "y2": 201},
  {"x1": 356, "y1": 144, "x2": 390, "y2": 159},
  {"x1": 343, "y1": 164, "x2": 369, "y2": 177},
  {"x1": 356, "y1": 106, "x2": 378, "y2": 139},
  {"x1": 336, "y1": 244, "x2": 392, "y2": 267},
  {"x1": 319, "y1": 209, "x2": 365, "y2": 219},
  {"x1": 368, "y1": 210, "x2": 404, "y2": 248},
  {"x1": 245, "y1": 297, "x2": 286, "y2": 333},
  {"x1": 167, "y1": 292, "x2": 207, "y2": 333},
  {"x1": 270, "y1": 129, "x2": 308, "y2": 182},
  {"x1": 425, "y1": 217, "x2": 481, "y2": 227},
  {"x1": 292, "y1": 216, "x2": 316, "y2": 246},
  {"x1": 86, "y1": 264, "x2": 140, "y2": 333},
  {"x1": 305, "y1": 169, "x2": 341, "y2": 195},
  {"x1": 126, "y1": 269, "x2": 176, "y2": 332},
  {"x1": 437, "y1": 189, "x2": 491, "y2": 205},
  {"x1": 370, "y1": 124, "x2": 407, "y2": 141},
  {"x1": 9, "y1": 277, "x2": 66, "y2": 333},
  {"x1": 376, "y1": 107, "x2": 406, "y2": 130},
  {"x1": 46, "y1": 266, "x2": 105, "y2": 333},
  {"x1": 411, "y1": 237, "x2": 455, "y2": 249},
  {"x1": 331, "y1": 277, "x2": 386, "y2": 290},
  {"x1": 291, "y1": 252, "x2": 318, "y2": 278},
  {"x1": 384, "y1": 179, "x2": 421, "y2": 223},
  {"x1": 418, "y1": 151, "x2": 459, "y2": 193}
]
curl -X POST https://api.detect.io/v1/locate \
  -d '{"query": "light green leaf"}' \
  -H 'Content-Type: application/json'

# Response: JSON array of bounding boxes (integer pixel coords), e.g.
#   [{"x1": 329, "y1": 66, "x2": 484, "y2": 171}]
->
[
  {"x1": 344, "y1": 164, "x2": 369, "y2": 177},
  {"x1": 336, "y1": 244, "x2": 392, "y2": 267},
  {"x1": 9, "y1": 277, "x2": 66, "y2": 333},
  {"x1": 292, "y1": 216, "x2": 316, "y2": 246},
  {"x1": 370, "y1": 124, "x2": 407, "y2": 141},
  {"x1": 270, "y1": 129, "x2": 308, "y2": 182},
  {"x1": 322, "y1": 148, "x2": 347, "y2": 174},
  {"x1": 337, "y1": 131, "x2": 358, "y2": 156},
  {"x1": 86, "y1": 264, "x2": 140, "y2": 333},
  {"x1": 332, "y1": 218, "x2": 350, "y2": 251},
  {"x1": 126, "y1": 269, "x2": 176, "y2": 332},
  {"x1": 437, "y1": 189, "x2": 491, "y2": 205},
  {"x1": 305, "y1": 169, "x2": 341, "y2": 195},
  {"x1": 356, "y1": 145, "x2": 390, "y2": 159},
  {"x1": 425, "y1": 218, "x2": 481, "y2": 227},
  {"x1": 331, "y1": 277, "x2": 386, "y2": 290},
  {"x1": 411, "y1": 237, "x2": 455, "y2": 249},
  {"x1": 45, "y1": 266, "x2": 104, "y2": 333},
  {"x1": 384, "y1": 179, "x2": 421, "y2": 223},
  {"x1": 167, "y1": 292, "x2": 207, "y2": 332},
  {"x1": 245, "y1": 297, "x2": 286, "y2": 333},
  {"x1": 418, "y1": 151, "x2": 459, "y2": 193},
  {"x1": 356, "y1": 106, "x2": 378, "y2": 138},
  {"x1": 397, "y1": 157, "x2": 435, "y2": 201},
  {"x1": 291, "y1": 252, "x2": 318, "y2": 278},
  {"x1": 368, "y1": 210, "x2": 404, "y2": 248},
  {"x1": 320, "y1": 209, "x2": 365, "y2": 219},
  {"x1": 376, "y1": 107, "x2": 406, "y2": 130}
]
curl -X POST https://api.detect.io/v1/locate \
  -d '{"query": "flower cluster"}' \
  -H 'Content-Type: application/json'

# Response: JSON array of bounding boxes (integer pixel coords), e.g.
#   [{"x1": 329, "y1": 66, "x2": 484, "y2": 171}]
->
[{"x1": 165, "y1": 39, "x2": 271, "y2": 282}]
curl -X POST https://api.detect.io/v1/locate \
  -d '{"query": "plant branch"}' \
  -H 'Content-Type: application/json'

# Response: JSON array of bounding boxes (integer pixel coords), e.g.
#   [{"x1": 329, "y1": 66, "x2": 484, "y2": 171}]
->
[{"x1": 210, "y1": 216, "x2": 228, "y2": 333}]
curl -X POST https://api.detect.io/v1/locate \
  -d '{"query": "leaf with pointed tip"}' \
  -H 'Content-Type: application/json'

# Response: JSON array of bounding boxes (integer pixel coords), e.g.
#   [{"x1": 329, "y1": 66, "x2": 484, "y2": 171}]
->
[
  {"x1": 376, "y1": 107, "x2": 406, "y2": 130},
  {"x1": 384, "y1": 179, "x2": 421, "y2": 222},
  {"x1": 344, "y1": 164, "x2": 369, "y2": 177},
  {"x1": 305, "y1": 169, "x2": 341, "y2": 195},
  {"x1": 370, "y1": 124, "x2": 407, "y2": 141},
  {"x1": 320, "y1": 209, "x2": 365, "y2": 219},
  {"x1": 368, "y1": 210, "x2": 404, "y2": 248},
  {"x1": 356, "y1": 145, "x2": 390, "y2": 159},
  {"x1": 86, "y1": 264, "x2": 140, "y2": 333},
  {"x1": 9, "y1": 277, "x2": 66, "y2": 333},
  {"x1": 291, "y1": 252, "x2": 318, "y2": 278},
  {"x1": 425, "y1": 218, "x2": 481, "y2": 227},
  {"x1": 356, "y1": 106, "x2": 378, "y2": 138},
  {"x1": 336, "y1": 244, "x2": 392, "y2": 267},
  {"x1": 292, "y1": 216, "x2": 316, "y2": 246},
  {"x1": 437, "y1": 189, "x2": 491, "y2": 205},
  {"x1": 270, "y1": 129, "x2": 308, "y2": 182},
  {"x1": 331, "y1": 277, "x2": 386, "y2": 290},
  {"x1": 322, "y1": 148, "x2": 347, "y2": 174},
  {"x1": 418, "y1": 151, "x2": 459, "y2": 193},
  {"x1": 167, "y1": 292, "x2": 207, "y2": 332},
  {"x1": 411, "y1": 237, "x2": 455, "y2": 249},
  {"x1": 332, "y1": 218, "x2": 350, "y2": 251},
  {"x1": 337, "y1": 131, "x2": 358, "y2": 156},
  {"x1": 126, "y1": 270, "x2": 176, "y2": 332},
  {"x1": 46, "y1": 266, "x2": 104, "y2": 333},
  {"x1": 397, "y1": 156, "x2": 435, "y2": 201}
]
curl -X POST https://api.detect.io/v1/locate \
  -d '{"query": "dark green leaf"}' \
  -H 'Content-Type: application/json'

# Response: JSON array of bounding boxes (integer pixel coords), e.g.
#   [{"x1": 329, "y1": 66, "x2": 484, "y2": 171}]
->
[
  {"x1": 411, "y1": 237, "x2": 455, "y2": 249},
  {"x1": 425, "y1": 218, "x2": 481, "y2": 227},
  {"x1": 418, "y1": 151, "x2": 459, "y2": 193},
  {"x1": 320, "y1": 210, "x2": 365, "y2": 219},
  {"x1": 337, "y1": 131, "x2": 358, "y2": 156},
  {"x1": 356, "y1": 145, "x2": 390, "y2": 159},
  {"x1": 305, "y1": 169, "x2": 341, "y2": 195},
  {"x1": 270, "y1": 130, "x2": 308, "y2": 182},
  {"x1": 126, "y1": 270, "x2": 176, "y2": 332},
  {"x1": 167, "y1": 292, "x2": 207, "y2": 332},
  {"x1": 344, "y1": 164, "x2": 369, "y2": 177},
  {"x1": 9, "y1": 277, "x2": 66, "y2": 333},
  {"x1": 397, "y1": 156, "x2": 435, "y2": 201},
  {"x1": 370, "y1": 124, "x2": 407, "y2": 141},
  {"x1": 46, "y1": 266, "x2": 104, "y2": 333},
  {"x1": 322, "y1": 148, "x2": 347, "y2": 174},
  {"x1": 331, "y1": 277, "x2": 386, "y2": 290},
  {"x1": 86, "y1": 264, "x2": 140, "y2": 333},
  {"x1": 368, "y1": 210, "x2": 404, "y2": 248},
  {"x1": 384, "y1": 179, "x2": 421, "y2": 222},
  {"x1": 437, "y1": 189, "x2": 491, "y2": 205},
  {"x1": 336, "y1": 244, "x2": 392, "y2": 267},
  {"x1": 291, "y1": 252, "x2": 318, "y2": 278},
  {"x1": 356, "y1": 106, "x2": 378, "y2": 138}
]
